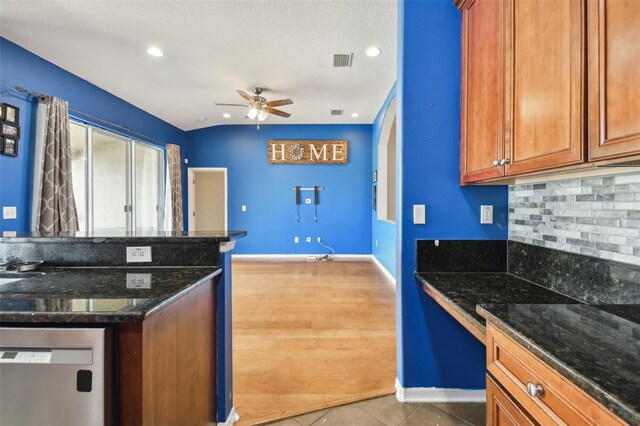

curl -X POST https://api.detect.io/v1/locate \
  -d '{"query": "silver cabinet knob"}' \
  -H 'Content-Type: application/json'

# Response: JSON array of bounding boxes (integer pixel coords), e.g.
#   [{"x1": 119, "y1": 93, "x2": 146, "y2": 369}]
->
[
  {"x1": 526, "y1": 382, "x2": 544, "y2": 398},
  {"x1": 499, "y1": 158, "x2": 511, "y2": 166},
  {"x1": 492, "y1": 160, "x2": 500, "y2": 167}
]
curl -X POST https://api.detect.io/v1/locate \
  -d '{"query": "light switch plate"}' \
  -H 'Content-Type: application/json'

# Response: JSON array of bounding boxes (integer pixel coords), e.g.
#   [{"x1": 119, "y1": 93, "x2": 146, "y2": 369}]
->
[
  {"x1": 126, "y1": 273, "x2": 152, "y2": 289},
  {"x1": 480, "y1": 205, "x2": 494, "y2": 224},
  {"x1": 126, "y1": 246, "x2": 152, "y2": 263},
  {"x1": 3, "y1": 206, "x2": 17, "y2": 219},
  {"x1": 413, "y1": 204, "x2": 426, "y2": 225},
  {"x1": 306, "y1": 237, "x2": 312, "y2": 243},
  {"x1": 242, "y1": 205, "x2": 247, "y2": 212}
]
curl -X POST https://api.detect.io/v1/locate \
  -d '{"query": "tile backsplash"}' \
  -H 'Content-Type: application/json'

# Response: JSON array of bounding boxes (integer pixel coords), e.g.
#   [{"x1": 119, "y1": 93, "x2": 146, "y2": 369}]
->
[{"x1": 509, "y1": 172, "x2": 640, "y2": 265}]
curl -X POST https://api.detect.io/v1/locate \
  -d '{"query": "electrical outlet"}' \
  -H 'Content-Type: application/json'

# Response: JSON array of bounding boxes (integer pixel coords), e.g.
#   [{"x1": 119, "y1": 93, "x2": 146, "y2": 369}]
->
[
  {"x1": 126, "y1": 273, "x2": 152, "y2": 289},
  {"x1": 294, "y1": 236, "x2": 299, "y2": 243},
  {"x1": 242, "y1": 205, "x2": 247, "y2": 212},
  {"x1": 480, "y1": 205, "x2": 494, "y2": 224},
  {"x1": 305, "y1": 198, "x2": 312, "y2": 204},
  {"x1": 2, "y1": 206, "x2": 17, "y2": 220},
  {"x1": 317, "y1": 237, "x2": 321, "y2": 243},
  {"x1": 306, "y1": 237, "x2": 312, "y2": 243},
  {"x1": 126, "y1": 246, "x2": 152, "y2": 263}
]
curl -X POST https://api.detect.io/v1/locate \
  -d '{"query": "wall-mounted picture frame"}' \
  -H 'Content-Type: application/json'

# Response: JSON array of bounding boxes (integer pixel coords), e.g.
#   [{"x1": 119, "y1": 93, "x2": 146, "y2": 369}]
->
[
  {"x1": 1, "y1": 136, "x2": 18, "y2": 157},
  {"x1": 372, "y1": 170, "x2": 377, "y2": 183},
  {"x1": 2, "y1": 104, "x2": 19, "y2": 124},
  {"x1": 372, "y1": 184, "x2": 377, "y2": 211},
  {"x1": 1, "y1": 123, "x2": 19, "y2": 138}
]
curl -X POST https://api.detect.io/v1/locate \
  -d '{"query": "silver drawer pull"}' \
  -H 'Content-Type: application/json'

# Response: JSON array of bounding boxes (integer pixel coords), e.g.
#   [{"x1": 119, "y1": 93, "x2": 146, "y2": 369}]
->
[
  {"x1": 526, "y1": 382, "x2": 544, "y2": 398},
  {"x1": 492, "y1": 159, "x2": 500, "y2": 167},
  {"x1": 499, "y1": 158, "x2": 510, "y2": 166}
]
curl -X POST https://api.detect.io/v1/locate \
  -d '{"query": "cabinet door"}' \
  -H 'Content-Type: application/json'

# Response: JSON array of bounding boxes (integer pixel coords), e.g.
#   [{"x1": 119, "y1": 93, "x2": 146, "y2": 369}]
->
[
  {"x1": 504, "y1": 0, "x2": 585, "y2": 175},
  {"x1": 588, "y1": 0, "x2": 640, "y2": 161},
  {"x1": 460, "y1": 0, "x2": 505, "y2": 184},
  {"x1": 487, "y1": 375, "x2": 537, "y2": 426}
]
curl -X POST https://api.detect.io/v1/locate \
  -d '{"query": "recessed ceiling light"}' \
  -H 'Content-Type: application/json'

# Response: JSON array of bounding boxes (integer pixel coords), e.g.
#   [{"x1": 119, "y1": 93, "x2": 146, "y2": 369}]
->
[
  {"x1": 351, "y1": 113, "x2": 360, "y2": 118},
  {"x1": 222, "y1": 113, "x2": 231, "y2": 118},
  {"x1": 146, "y1": 46, "x2": 164, "y2": 57},
  {"x1": 366, "y1": 46, "x2": 381, "y2": 57},
  {"x1": 196, "y1": 117, "x2": 208, "y2": 122}
]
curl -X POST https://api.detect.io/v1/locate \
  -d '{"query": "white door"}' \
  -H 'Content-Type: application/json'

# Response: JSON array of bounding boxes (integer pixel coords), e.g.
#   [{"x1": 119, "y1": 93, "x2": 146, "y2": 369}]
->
[{"x1": 188, "y1": 168, "x2": 228, "y2": 231}]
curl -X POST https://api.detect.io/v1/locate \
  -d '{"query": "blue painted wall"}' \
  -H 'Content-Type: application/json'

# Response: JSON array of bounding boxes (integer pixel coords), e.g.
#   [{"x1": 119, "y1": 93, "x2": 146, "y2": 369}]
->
[
  {"x1": 372, "y1": 83, "x2": 397, "y2": 278},
  {"x1": 185, "y1": 124, "x2": 372, "y2": 254},
  {"x1": 0, "y1": 37, "x2": 187, "y2": 233},
  {"x1": 396, "y1": 0, "x2": 508, "y2": 389}
]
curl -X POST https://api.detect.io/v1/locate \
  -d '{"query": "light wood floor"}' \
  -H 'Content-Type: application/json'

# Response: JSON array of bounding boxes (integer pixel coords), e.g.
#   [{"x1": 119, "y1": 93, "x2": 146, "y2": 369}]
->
[{"x1": 232, "y1": 259, "x2": 397, "y2": 425}]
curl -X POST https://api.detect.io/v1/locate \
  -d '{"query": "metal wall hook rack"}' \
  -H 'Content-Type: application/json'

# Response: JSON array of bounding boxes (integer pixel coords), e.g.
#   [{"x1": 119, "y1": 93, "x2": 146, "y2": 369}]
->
[{"x1": 291, "y1": 187, "x2": 324, "y2": 191}]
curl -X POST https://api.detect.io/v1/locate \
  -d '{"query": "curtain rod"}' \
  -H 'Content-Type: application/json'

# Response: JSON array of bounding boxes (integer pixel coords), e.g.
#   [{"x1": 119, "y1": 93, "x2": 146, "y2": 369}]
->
[{"x1": 9, "y1": 86, "x2": 168, "y2": 147}]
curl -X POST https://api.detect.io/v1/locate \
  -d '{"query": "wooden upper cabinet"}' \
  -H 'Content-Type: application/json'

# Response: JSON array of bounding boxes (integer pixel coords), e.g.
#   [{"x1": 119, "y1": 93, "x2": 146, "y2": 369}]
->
[
  {"x1": 588, "y1": 0, "x2": 640, "y2": 160},
  {"x1": 504, "y1": 0, "x2": 586, "y2": 175},
  {"x1": 460, "y1": 0, "x2": 505, "y2": 183}
]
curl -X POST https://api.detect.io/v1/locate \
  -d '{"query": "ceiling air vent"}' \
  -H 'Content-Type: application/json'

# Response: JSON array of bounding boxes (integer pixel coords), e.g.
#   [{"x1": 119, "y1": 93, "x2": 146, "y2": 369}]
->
[
  {"x1": 331, "y1": 109, "x2": 344, "y2": 116},
  {"x1": 333, "y1": 53, "x2": 353, "y2": 67}
]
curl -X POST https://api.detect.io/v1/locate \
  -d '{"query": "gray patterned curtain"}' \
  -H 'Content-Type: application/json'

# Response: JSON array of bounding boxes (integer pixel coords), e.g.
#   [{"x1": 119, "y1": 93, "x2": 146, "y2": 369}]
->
[
  {"x1": 166, "y1": 144, "x2": 184, "y2": 232},
  {"x1": 34, "y1": 97, "x2": 79, "y2": 233}
]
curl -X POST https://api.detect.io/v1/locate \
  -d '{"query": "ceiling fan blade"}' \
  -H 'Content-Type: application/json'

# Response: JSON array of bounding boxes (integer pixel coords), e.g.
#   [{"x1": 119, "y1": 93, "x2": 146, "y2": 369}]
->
[
  {"x1": 236, "y1": 90, "x2": 255, "y2": 104},
  {"x1": 264, "y1": 107, "x2": 291, "y2": 118},
  {"x1": 214, "y1": 103, "x2": 249, "y2": 107},
  {"x1": 265, "y1": 99, "x2": 293, "y2": 107}
]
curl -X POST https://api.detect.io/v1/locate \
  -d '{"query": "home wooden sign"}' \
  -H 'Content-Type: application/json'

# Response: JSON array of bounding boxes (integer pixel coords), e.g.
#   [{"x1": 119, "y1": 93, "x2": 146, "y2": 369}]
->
[{"x1": 267, "y1": 140, "x2": 348, "y2": 164}]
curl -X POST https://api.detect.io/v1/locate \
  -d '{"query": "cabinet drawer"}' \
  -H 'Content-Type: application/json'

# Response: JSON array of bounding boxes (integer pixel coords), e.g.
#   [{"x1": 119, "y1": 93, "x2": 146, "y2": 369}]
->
[
  {"x1": 486, "y1": 324, "x2": 627, "y2": 426},
  {"x1": 487, "y1": 375, "x2": 537, "y2": 426}
]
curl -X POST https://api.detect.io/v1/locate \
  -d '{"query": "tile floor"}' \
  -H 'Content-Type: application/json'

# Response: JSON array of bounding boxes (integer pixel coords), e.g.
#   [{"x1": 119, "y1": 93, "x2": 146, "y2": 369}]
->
[{"x1": 265, "y1": 394, "x2": 485, "y2": 426}]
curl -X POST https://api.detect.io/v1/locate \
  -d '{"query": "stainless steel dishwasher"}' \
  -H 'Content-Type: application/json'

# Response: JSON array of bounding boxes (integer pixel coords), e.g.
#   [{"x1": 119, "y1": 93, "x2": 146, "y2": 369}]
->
[{"x1": 0, "y1": 327, "x2": 112, "y2": 426}]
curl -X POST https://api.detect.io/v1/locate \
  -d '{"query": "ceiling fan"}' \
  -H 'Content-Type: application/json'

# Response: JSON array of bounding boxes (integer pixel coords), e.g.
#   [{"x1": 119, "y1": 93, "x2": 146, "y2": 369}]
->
[{"x1": 215, "y1": 87, "x2": 293, "y2": 129}]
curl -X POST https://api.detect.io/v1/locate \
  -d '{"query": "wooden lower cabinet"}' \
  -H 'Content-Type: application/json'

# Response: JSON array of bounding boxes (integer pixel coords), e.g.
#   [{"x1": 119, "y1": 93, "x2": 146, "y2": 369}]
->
[
  {"x1": 485, "y1": 323, "x2": 627, "y2": 426},
  {"x1": 487, "y1": 375, "x2": 536, "y2": 426},
  {"x1": 118, "y1": 278, "x2": 217, "y2": 426}
]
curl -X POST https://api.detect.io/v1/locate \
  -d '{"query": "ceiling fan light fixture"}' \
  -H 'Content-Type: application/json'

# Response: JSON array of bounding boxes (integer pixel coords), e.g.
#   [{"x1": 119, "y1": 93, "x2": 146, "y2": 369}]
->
[
  {"x1": 257, "y1": 110, "x2": 268, "y2": 121},
  {"x1": 247, "y1": 108, "x2": 258, "y2": 120}
]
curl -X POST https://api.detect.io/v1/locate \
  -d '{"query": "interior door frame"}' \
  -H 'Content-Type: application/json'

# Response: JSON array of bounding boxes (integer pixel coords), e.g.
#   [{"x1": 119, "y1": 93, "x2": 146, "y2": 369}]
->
[{"x1": 187, "y1": 167, "x2": 228, "y2": 231}]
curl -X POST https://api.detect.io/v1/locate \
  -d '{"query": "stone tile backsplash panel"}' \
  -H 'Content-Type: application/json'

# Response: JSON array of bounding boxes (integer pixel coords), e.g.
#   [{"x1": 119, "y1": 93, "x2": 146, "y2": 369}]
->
[{"x1": 509, "y1": 173, "x2": 640, "y2": 265}]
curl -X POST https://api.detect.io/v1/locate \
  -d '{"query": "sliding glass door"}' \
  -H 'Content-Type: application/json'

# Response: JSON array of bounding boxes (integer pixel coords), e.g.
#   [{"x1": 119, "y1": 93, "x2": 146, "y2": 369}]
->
[
  {"x1": 70, "y1": 122, "x2": 165, "y2": 233},
  {"x1": 134, "y1": 143, "x2": 163, "y2": 231},
  {"x1": 93, "y1": 129, "x2": 129, "y2": 232}
]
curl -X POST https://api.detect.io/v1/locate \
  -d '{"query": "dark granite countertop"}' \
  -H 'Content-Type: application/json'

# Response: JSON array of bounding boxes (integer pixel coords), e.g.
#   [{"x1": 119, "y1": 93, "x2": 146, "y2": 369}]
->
[
  {"x1": 0, "y1": 266, "x2": 221, "y2": 323},
  {"x1": 415, "y1": 272, "x2": 579, "y2": 334},
  {"x1": 0, "y1": 230, "x2": 247, "y2": 243},
  {"x1": 478, "y1": 304, "x2": 640, "y2": 425}
]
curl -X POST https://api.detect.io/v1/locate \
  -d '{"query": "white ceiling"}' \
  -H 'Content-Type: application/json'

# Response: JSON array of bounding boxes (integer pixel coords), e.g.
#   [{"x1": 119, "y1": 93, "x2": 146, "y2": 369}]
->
[{"x1": 0, "y1": 0, "x2": 397, "y2": 131}]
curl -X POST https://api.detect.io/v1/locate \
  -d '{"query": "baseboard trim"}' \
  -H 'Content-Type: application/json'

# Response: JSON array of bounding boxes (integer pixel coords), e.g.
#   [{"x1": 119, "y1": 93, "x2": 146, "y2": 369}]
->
[
  {"x1": 217, "y1": 406, "x2": 239, "y2": 426},
  {"x1": 395, "y1": 378, "x2": 486, "y2": 403},
  {"x1": 371, "y1": 255, "x2": 396, "y2": 286},
  {"x1": 231, "y1": 254, "x2": 372, "y2": 260}
]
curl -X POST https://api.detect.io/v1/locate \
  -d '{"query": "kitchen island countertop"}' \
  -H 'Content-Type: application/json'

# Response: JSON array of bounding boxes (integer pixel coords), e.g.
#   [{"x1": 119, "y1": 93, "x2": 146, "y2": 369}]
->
[{"x1": 0, "y1": 266, "x2": 221, "y2": 323}]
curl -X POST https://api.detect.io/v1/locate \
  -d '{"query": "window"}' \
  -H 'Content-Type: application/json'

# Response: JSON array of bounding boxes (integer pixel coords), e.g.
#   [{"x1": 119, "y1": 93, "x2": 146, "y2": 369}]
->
[{"x1": 70, "y1": 122, "x2": 165, "y2": 232}]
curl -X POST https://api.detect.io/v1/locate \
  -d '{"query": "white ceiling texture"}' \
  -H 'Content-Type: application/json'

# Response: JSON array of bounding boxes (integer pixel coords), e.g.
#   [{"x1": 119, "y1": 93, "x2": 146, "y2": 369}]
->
[{"x1": 0, "y1": 0, "x2": 397, "y2": 131}]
